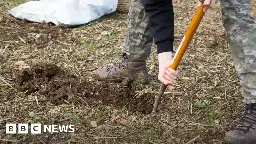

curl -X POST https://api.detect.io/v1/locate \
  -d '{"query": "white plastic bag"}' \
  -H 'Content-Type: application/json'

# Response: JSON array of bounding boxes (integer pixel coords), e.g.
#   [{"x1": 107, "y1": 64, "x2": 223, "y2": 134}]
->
[{"x1": 8, "y1": 0, "x2": 118, "y2": 27}]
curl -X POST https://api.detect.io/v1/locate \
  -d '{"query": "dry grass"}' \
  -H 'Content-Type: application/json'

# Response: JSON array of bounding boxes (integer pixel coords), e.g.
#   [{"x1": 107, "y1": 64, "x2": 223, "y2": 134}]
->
[{"x1": 1, "y1": 0, "x2": 256, "y2": 143}]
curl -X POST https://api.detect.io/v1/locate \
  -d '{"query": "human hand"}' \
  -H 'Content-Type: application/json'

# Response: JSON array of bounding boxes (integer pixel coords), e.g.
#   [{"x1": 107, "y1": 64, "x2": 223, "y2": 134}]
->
[
  {"x1": 198, "y1": 0, "x2": 219, "y2": 12},
  {"x1": 158, "y1": 52, "x2": 179, "y2": 90}
]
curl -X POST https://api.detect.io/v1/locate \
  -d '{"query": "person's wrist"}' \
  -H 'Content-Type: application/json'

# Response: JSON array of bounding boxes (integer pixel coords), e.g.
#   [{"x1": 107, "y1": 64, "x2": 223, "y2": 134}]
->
[
  {"x1": 158, "y1": 52, "x2": 173, "y2": 79},
  {"x1": 158, "y1": 52, "x2": 173, "y2": 67}
]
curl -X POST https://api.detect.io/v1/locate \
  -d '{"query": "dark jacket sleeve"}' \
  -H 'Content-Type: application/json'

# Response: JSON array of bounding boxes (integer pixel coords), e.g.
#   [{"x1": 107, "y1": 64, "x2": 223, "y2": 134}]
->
[{"x1": 141, "y1": 0, "x2": 174, "y2": 54}]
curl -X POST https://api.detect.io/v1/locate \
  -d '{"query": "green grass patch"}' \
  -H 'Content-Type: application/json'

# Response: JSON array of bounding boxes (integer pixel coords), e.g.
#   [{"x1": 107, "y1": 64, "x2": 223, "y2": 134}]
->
[
  {"x1": 69, "y1": 114, "x2": 81, "y2": 123},
  {"x1": 33, "y1": 115, "x2": 40, "y2": 123},
  {"x1": 95, "y1": 106, "x2": 108, "y2": 120},
  {"x1": 18, "y1": 0, "x2": 25, "y2": 5},
  {"x1": 77, "y1": 54, "x2": 87, "y2": 61},
  {"x1": 0, "y1": 84, "x2": 10, "y2": 90},
  {"x1": 206, "y1": 111, "x2": 221, "y2": 124},
  {"x1": 83, "y1": 42, "x2": 96, "y2": 50},
  {"x1": 194, "y1": 99, "x2": 211, "y2": 109}
]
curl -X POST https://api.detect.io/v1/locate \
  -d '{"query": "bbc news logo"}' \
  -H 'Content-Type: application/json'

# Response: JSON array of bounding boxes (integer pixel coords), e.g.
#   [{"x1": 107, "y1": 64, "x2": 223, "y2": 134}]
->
[{"x1": 6, "y1": 123, "x2": 75, "y2": 134}]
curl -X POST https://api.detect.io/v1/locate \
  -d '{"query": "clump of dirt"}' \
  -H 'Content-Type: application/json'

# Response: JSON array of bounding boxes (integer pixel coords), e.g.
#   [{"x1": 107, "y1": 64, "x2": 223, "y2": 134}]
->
[{"x1": 15, "y1": 63, "x2": 154, "y2": 114}]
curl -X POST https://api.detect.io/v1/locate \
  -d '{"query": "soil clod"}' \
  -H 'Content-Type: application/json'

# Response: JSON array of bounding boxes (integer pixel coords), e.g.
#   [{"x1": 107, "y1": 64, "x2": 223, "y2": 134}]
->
[{"x1": 15, "y1": 63, "x2": 154, "y2": 114}]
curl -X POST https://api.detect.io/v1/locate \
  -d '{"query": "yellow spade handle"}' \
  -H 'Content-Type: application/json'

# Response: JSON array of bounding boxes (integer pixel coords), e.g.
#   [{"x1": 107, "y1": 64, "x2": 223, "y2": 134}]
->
[{"x1": 170, "y1": 5, "x2": 205, "y2": 70}]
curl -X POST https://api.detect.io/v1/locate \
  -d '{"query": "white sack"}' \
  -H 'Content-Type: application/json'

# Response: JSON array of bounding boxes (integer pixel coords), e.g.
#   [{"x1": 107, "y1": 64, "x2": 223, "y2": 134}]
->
[{"x1": 8, "y1": 0, "x2": 118, "y2": 27}]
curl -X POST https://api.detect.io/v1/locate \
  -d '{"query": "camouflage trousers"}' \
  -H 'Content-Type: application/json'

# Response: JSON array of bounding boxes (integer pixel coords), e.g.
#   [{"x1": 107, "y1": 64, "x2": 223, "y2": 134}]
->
[
  {"x1": 219, "y1": 0, "x2": 256, "y2": 104},
  {"x1": 122, "y1": 0, "x2": 152, "y2": 60}
]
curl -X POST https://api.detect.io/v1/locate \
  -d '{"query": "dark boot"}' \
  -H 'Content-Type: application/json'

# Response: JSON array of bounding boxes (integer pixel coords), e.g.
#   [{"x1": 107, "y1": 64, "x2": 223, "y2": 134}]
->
[
  {"x1": 95, "y1": 53, "x2": 151, "y2": 84},
  {"x1": 225, "y1": 103, "x2": 256, "y2": 144}
]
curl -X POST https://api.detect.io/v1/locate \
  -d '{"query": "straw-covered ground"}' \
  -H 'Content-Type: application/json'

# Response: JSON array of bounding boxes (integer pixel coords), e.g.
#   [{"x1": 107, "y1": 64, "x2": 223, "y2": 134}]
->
[{"x1": 1, "y1": 0, "x2": 256, "y2": 143}]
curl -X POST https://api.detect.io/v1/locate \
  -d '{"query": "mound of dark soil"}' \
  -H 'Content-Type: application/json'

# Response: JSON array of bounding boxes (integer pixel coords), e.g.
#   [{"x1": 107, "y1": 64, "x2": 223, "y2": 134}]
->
[{"x1": 15, "y1": 63, "x2": 154, "y2": 114}]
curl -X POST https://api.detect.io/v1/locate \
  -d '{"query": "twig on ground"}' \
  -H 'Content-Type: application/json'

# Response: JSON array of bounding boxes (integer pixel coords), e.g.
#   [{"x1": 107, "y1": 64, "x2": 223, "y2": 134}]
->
[
  {"x1": 186, "y1": 135, "x2": 200, "y2": 144},
  {"x1": 0, "y1": 139, "x2": 17, "y2": 142},
  {"x1": 0, "y1": 76, "x2": 13, "y2": 88},
  {"x1": 94, "y1": 136, "x2": 120, "y2": 139},
  {"x1": 35, "y1": 95, "x2": 41, "y2": 108},
  {"x1": 18, "y1": 36, "x2": 26, "y2": 44},
  {"x1": 56, "y1": 40, "x2": 71, "y2": 46}
]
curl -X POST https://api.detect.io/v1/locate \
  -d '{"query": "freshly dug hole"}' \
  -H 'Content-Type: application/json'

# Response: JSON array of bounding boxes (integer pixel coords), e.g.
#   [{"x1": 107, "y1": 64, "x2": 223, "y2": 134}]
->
[{"x1": 15, "y1": 63, "x2": 154, "y2": 114}]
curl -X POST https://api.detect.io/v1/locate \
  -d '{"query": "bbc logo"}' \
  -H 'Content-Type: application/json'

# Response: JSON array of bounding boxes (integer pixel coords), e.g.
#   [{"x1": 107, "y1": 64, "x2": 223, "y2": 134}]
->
[
  {"x1": 6, "y1": 123, "x2": 75, "y2": 134},
  {"x1": 6, "y1": 124, "x2": 41, "y2": 134}
]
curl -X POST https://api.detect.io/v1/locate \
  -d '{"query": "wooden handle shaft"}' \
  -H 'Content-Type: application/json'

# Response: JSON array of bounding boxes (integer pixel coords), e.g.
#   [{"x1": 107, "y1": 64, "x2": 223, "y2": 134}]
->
[{"x1": 170, "y1": 5, "x2": 205, "y2": 70}]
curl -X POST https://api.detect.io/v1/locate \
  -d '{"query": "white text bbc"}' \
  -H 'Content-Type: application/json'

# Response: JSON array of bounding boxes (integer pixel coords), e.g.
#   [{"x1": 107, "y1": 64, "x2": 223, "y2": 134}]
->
[{"x1": 6, "y1": 124, "x2": 75, "y2": 134}]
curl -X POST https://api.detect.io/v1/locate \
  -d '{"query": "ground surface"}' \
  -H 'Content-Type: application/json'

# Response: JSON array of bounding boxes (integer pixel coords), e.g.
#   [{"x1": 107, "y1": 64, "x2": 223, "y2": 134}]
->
[{"x1": 1, "y1": 0, "x2": 256, "y2": 143}]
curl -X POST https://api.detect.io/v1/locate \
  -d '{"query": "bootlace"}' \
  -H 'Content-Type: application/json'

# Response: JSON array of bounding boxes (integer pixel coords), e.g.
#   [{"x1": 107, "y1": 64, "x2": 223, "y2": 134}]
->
[
  {"x1": 235, "y1": 104, "x2": 256, "y2": 133},
  {"x1": 106, "y1": 53, "x2": 128, "y2": 72}
]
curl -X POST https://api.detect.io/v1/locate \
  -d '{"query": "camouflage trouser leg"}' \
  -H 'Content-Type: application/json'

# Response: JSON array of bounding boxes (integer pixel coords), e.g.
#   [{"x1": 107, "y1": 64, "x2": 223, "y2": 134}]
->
[
  {"x1": 122, "y1": 0, "x2": 153, "y2": 61},
  {"x1": 220, "y1": 0, "x2": 256, "y2": 103}
]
